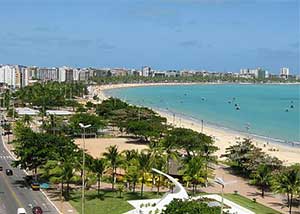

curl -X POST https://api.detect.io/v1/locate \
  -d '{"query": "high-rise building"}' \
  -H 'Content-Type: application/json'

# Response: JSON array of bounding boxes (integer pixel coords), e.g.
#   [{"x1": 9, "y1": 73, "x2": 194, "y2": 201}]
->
[
  {"x1": 37, "y1": 67, "x2": 59, "y2": 81},
  {"x1": 142, "y1": 66, "x2": 151, "y2": 77},
  {"x1": 257, "y1": 68, "x2": 266, "y2": 79},
  {"x1": 280, "y1": 67, "x2": 289, "y2": 79},
  {"x1": 65, "y1": 69, "x2": 74, "y2": 82},
  {"x1": 0, "y1": 65, "x2": 29, "y2": 88}
]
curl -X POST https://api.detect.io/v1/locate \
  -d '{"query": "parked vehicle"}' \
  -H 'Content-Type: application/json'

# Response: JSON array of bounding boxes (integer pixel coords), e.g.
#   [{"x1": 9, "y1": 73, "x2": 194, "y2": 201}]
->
[
  {"x1": 0, "y1": 166, "x2": 3, "y2": 171},
  {"x1": 31, "y1": 182, "x2": 40, "y2": 191}
]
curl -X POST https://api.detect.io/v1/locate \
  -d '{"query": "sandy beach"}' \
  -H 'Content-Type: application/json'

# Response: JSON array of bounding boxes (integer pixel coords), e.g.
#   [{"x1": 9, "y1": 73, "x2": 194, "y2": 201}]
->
[
  {"x1": 90, "y1": 83, "x2": 300, "y2": 165},
  {"x1": 74, "y1": 137, "x2": 148, "y2": 158}
]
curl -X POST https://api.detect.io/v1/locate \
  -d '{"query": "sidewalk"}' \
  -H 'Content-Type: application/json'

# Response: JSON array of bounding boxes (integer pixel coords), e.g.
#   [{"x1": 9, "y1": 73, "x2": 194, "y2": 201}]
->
[
  {"x1": 44, "y1": 189, "x2": 78, "y2": 214},
  {"x1": 200, "y1": 164, "x2": 299, "y2": 214}
]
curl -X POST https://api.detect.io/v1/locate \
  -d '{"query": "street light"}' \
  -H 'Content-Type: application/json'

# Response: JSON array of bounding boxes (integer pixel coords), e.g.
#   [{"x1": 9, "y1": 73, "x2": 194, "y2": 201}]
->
[
  {"x1": 215, "y1": 177, "x2": 237, "y2": 214},
  {"x1": 215, "y1": 177, "x2": 225, "y2": 214},
  {"x1": 79, "y1": 123, "x2": 91, "y2": 214}
]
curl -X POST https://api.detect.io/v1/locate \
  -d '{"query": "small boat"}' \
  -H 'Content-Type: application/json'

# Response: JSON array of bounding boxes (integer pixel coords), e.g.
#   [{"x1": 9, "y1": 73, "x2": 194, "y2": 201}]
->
[
  {"x1": 236, "y1": 107, "x2": 240, "y2": 110},
  {"x1": 201, "y1": 97, "x2": 205, "y2": 101},
  {"x1": 234, "y1": 103, "x2": 238, "y2": 107},
  {"x1": 285, "y1": 108, "x2": 289, "y2": 112},
  {"x1": 290, "y1": 105, "x2": 294, "y2": 108},
  {"x1": 228, "y1": 101, "x2": 232, "y2": 104}
]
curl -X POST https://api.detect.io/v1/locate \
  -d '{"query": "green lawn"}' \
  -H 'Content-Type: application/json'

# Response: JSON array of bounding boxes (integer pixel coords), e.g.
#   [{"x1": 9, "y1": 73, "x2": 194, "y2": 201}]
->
[
  {"x1": 223, "y1": 194, "x2": 282, "y2": 214},
  {"x1": 69, "y1": 190, "x2": 163, "y2": 214},
  {"x1": 69, "y1": 190, "x2": 282, "y2": 214}
]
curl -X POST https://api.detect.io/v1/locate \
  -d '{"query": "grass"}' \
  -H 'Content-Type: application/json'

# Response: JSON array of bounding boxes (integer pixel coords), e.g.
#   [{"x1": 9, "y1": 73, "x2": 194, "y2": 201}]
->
[
  {"x1": 69, "y1": 189, "x2": 163, "y2": 214},
  {"x1": 223, "y1": 193, "x2": 282, "y2": 214},
  {"x1": 69, "y1": 190, "x2": 282, "y2": 214}
]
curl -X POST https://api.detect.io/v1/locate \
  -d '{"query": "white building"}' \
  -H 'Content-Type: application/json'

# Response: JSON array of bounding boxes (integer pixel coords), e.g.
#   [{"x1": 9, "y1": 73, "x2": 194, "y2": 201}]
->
[
  {"x1": 59, "y1": 66, "x2": 74, "y2": 82},
  {"x1": 142, "y1": 66, "x2": 151, "y2": 77},
  {"x1": 280, "y1": 67, "x2": 289, "y2": 78},
  {"x1": 36, "y1": 67, "x2": 59, "y2": 81},
  {"x1": 0, "y1": 65, "x2": 29, "y2": 88}
]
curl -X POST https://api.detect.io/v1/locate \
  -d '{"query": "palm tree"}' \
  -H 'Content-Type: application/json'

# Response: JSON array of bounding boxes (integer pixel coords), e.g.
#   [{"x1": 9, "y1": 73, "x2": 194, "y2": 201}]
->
[
  {"x1": 181, "y1": 156, "x2": 206, "y2": 195},
  {"x1": 22, "y1": 114, "x2": 33, "y2": 126},
  {"x1": 147, "y1": 142, "x2": 166, "y2": 192},
  {"x1": 91, "y1": 158, "x2": 107, "y2": 196},
  {"x1": 125, "y1": 165, "x2": 139, "y2": 192},
  {"x1": 103, "y1": 145, "x2": 121, "y2": 190},
  {"x1": 251, "y1": 164, "x2": 272, "y2": 198},
  {"x1": 137, "y1": 151, "x2": 152, "y2": 197},
  {"x1": 272, "y1": 164, "x2": 300, "y2": 213}
]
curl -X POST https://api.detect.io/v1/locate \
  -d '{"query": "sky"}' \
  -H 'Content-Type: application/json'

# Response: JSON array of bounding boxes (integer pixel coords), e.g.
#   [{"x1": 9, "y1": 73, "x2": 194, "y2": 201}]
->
[{"x1": 0, "y1": 0, "x2": 299, "y2": 74}]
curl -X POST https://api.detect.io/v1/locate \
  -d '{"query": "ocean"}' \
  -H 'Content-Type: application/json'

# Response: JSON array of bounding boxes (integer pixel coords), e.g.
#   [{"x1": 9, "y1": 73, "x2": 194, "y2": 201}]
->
[{"x1": 105, "y1": 84, "x2": 300, "y2": 144}]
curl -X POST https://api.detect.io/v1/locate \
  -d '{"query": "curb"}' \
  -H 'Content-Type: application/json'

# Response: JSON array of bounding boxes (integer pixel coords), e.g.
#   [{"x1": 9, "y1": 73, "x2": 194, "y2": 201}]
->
[{"x1": 1, "y1": 129, "x2": 63, "y2": 214}]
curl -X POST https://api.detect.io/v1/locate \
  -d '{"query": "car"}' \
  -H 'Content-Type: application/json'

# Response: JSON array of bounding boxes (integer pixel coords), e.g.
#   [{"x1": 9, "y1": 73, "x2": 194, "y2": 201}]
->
[
  {"x1": 6, "y1": 169, "x2": 13, "y2": 176},
  {"x1": 31, "y1": 182, "x2": 40, "y2": 191},
  {"x1": 32, "y1": 206, "x2": 43, "y2": 214},
  {"x1": 17, "y1": 208, "x2": 26, "y2": 214},
  {"x1": 0, "y1": 166, "x2": 3, "y2": 171}
]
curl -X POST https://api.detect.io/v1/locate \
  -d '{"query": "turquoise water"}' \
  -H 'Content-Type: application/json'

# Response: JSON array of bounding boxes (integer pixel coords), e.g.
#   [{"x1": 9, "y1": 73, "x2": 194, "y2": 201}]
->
[{"x1": 106, "y1": 84, "x2": 300, "y2": 143}]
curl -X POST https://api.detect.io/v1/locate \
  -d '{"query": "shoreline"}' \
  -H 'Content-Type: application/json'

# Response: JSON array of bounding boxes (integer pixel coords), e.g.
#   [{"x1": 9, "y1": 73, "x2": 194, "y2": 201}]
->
[{"x1": 90, "y1": 83, "x2": 300, "y2": 165}]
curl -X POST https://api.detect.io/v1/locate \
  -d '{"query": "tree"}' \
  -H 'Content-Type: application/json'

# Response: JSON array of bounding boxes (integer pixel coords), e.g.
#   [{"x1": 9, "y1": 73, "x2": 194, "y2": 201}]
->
[
  {"x1": 124, "y1": 115, "x2": 166, "y2": 143},
  {"x1": 103, "y1": 145, "x2": 121, "y2": 190},
  {"x1": 181, "y1": 156, "x2": 206, "y2": 195},
  {"x1": 42, "y1": 158, "x2": 79, "y2": 200},
  {"x1": 68, "y1": 113, "x2": 106, "y2": 136},
  {"x1": 272, "y1": 164, "x2": 300, "y2": 213},
  {"x1": 137, "y1": 151, "x2": 152, "y2": 197},
  {"x1": 147, "y1": 142, "x2": 167, "y2": 192},
  {"x1": 250, "y1": 164, "x2": 273, "y2": 198},
  {"x1": 2, "y1": 122, "x2": 12, "y2": 143},
  {"x1": 125, "y1": 164, "x2": 139, "y2": 192},
  {"x1": 91, "y1": 158, "x2": 107, "y2": 196},
  {"x1": 21, "y1": 114, "x2": 33, "y2": 126},
  {"x1": 162, "y1": 199, "x2": 221, "y2": 214},
  {"x1": 12, "y1": 123, "x2": 50, "y2": 178},
  {"x1": 223, "y1": 138, "x2": 263, "y2": 175}
]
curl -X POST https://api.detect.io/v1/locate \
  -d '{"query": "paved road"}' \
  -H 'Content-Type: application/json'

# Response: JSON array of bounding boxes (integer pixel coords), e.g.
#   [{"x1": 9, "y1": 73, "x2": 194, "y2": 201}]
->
[{"x1": 0, "y1": 134, "x2": 59, "y2": 214}]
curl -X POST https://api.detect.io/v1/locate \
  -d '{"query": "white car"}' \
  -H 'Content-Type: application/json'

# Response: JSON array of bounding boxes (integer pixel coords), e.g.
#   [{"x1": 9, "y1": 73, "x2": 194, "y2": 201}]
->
[{"x1": 17, "y1": 208, "x2": 26, "y2": 214}]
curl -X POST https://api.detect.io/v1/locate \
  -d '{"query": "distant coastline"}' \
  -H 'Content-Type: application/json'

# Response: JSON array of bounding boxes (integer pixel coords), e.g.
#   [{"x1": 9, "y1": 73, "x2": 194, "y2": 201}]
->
[{"x1": 90, "y1": 83, "x2": 300, "y2": 165}]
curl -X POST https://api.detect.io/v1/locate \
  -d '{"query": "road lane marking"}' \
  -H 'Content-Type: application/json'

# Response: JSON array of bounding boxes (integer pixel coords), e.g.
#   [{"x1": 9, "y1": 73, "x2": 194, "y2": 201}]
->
[
  {"x1": 33, "y1": 199, "x2": 38, "y2": 205},
  {"x1": 2, "y1": 172, "x2": 24, "y2": 208},
  {"x1": 1, "y1": 127, "x2": 62, "y2": 214}
]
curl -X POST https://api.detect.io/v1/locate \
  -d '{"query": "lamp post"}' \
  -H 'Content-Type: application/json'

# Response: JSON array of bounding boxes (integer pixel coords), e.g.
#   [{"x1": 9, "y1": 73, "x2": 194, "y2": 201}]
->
[
  {"x1": 79, "y1": 123, "x2": 91, "y2": 214},
  {"x1": 215, "y1": 177, "x2": 237, "y2": 214},
  {"x1": 215, "y1": 177, "x2": 225, "y2": 214}
]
